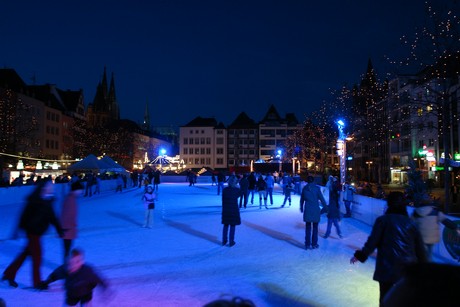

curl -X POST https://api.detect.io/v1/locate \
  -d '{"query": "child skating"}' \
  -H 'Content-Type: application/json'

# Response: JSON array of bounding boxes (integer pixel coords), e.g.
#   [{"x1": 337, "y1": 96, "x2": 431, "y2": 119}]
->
[
  {"x1": 65, "y1": 248, "x2": 108, "y2": 306},
  {"x1": 141, "y1": 185, "x2": 156, "y2": 228}
]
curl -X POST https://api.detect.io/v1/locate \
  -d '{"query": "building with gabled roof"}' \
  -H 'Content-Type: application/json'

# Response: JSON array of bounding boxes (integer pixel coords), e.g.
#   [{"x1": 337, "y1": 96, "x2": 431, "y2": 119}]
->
[
  {"x1": 227, "y1": 112, "x2": 258, "y2": 169},
  {"x1": 180, "y1": 116, "x2": 227, "y2": 169},
  {"x1": 258, "y1": 104, "x2": 302, "y2": 162}
]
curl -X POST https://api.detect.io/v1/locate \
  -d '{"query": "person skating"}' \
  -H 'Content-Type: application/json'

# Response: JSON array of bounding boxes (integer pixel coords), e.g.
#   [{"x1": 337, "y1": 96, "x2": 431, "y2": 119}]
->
[
  {"x1": 300, "y1": 176, "x2": 327, "y2": 249},
  {"x1": 238, "y1": 173, "x2": 249, "y2": 209},
  {"x1": 342, "y1": 181, "x2": 355, "y2": 217},
  {"x1": 281, "y1": 182, "x2": 294, "y2": 207},
  {"x1": 323, "y1": 176, "x2": 342, "y2": 239},
  {"x1": 2, "y1": 179, "x2": 63, "y2": 289},
  {"x1": 141, "y1": 185, "x2": 156, "y2": 228},
  {"x1": 64, "y1": 248, "x2": 109, "y2": 306},
  {"x1": 265, "y1": 173, "x2": 275, "y2": 205},
  {"x1": 256, "y1": 175, "x2": 268, "y2": 209},
  {"x1": 221, "y1": 176, "x2": 242, "y2": 247},
  {"x1": 350, "y1": 192, "x2": 427, "y2": 305}
]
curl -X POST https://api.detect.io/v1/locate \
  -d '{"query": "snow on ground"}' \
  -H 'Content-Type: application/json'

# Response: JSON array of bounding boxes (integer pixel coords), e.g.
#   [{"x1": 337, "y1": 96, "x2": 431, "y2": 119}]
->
[{"x1": 1, "y1": 183, "x2": 380, "y2": 307}]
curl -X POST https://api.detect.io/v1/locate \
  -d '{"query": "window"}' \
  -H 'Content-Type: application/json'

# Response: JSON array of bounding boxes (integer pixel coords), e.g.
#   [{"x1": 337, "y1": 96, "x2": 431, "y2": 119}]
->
[
  {"x1": 190, "y1": 130, "x2": 193, "y2": 134},
  {"x1": 217, "y1": 148, "x2": 224, "y2": 154},
  {"x1": 201, "y1": 138, "x2": 205, "y2": 144},
  {"x1": 195, "y1": 148, "x2": 200, "y2": 154},
  {"x1": 183, "y1": 148, "x2": 188, "y2": 154},
  {"x1": 206, "y1": 158, "x2": 211, "y2": 165},
  {"x1": 216, "y1": 158, "x2": 223, "y2": 165},
  {"x1": 200, "y1": 148, "x2": 205, "y2": 154},
  {"x1": 206, "y1": 148, "x2": 211, "y2": 154},
  {"x1": 195, "y1": 158, "x2": 199, "y2": 164},
  {"x1": 195, "y1": 130, "x2": 199, "y2": 134},
  {"x1": 189, "y1": 138, "x2": 194, "y2": 144},
  {"x1": 183, "y1": 138, "x2": 188, "y2": 145},
  {"x1": 216, "y1": 138, "x2": 224, "y2": 144},
  {"x1": 206, "y1": 138, "x2": 211, "y2": 144},
  {"x1": 200, "y1": 158, "x2": 205, "y2": 165},
  {"x1": 195, "y1": 138, "x2": 199, "y2": 144}
]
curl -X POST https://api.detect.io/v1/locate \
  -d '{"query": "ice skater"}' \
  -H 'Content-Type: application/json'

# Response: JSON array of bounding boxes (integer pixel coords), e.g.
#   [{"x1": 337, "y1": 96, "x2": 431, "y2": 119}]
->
[
  {"x1": 281, "y1": 182, "x2": 294, "y2": 207},
  {"x1": 350, "y1": 192, "x2": 427, "y2": 305},
  {"x1": 300, "y1": 176, "x2": 327, "y2": 249},
  {"x1": 256, "y1": 175, "x2": 268, "y2": 209},
  {"x1": 323, "y1": 176, "x2": 342, "y2": 239},
  {"x1": 2, "y1": 179, "x2": 63, "y2": 289},
  {"x1": 141, "y1": 185, "x2": 156, "y2": 228},
  {"x1": 64, "y1": 248, "x2": 109, "y2": 306},
  {"x1": 221, "y1": 176, "x2": 242, "y2": 247}
]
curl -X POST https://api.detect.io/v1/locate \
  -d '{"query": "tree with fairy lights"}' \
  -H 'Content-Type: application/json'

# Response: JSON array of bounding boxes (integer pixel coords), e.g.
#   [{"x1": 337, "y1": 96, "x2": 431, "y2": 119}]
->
[
  {"x1": 285, "y1": 118, "x2": 326, "y2": 175},
  {"x1": 385, "y1": 1, "x2": 460, "y2": 212},
  {"x1": 0, "y1": 88, "x2": 38, "y2": 166}
]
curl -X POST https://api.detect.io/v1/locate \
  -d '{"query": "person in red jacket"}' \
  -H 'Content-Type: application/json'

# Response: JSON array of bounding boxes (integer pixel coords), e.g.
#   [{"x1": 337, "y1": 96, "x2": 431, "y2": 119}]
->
[{"x1": 2, "y1": 179, "x2": 63, "y2": 289}]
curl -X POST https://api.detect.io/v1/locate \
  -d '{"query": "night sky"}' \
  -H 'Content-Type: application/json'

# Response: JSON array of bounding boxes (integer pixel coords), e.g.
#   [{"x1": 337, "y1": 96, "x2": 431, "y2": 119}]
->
[{"x1": 1, "y1": 0, "x2": 430, "y2": 127}]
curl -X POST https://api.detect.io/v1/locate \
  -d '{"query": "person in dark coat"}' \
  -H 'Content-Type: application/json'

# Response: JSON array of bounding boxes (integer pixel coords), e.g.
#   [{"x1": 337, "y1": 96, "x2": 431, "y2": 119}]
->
[
  {"x1": 247, "y1": 172, "x2": 257, "y2": 204},
  {"x1": 221, "y1": 176, "x2": 242, "y2": 247},
  {"x1": 238, "y1": 174, "x2": 249, "y2": 209},
  {"x1": 2, "y1": 179, "x2": 63, "y2": 289},
  {"x1": 382, "y1": 262, "x2": 460, "y2": 307},
  {"x1": 153, "y1": 170, "x2": 161, "y2": 191},
  {"x1": 300, "y1": 176, "x2": 327, "y2": 249},
  {"x1": 350, "y1": 191, "x2": 427, "y2": 305},
  {"x1": 323, "y1": 176, "x2": 342, "y2": 238},
  {"x1": 65, "y1": 248, "x2": 108, "y2": 306}
]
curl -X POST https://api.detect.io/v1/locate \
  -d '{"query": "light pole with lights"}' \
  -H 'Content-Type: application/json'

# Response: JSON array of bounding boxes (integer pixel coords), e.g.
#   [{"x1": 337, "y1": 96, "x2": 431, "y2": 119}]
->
[{"x1": 336, "y1": 120, "x2": 346, "y2": 184}]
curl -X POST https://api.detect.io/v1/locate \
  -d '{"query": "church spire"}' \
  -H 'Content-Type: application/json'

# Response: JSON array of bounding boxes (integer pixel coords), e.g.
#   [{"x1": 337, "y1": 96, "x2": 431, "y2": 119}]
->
[
  {"x1": 142, "y1": 100, "x2": 151, "y2": 131},
  {"x1": 101, "y1": 66, "x2": 108, "y2": 99}
]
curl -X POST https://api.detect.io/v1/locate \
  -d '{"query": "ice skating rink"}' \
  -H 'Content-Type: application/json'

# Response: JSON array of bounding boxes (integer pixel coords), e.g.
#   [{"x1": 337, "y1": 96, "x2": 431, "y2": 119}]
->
[{"x1": 1, "y1": 182, "x2": 379, "y2": 307}]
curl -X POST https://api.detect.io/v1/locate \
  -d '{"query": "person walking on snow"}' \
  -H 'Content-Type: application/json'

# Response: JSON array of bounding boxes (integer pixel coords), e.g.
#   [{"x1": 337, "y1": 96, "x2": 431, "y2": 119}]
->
[{"x1": 141, "y1": 185, "x2": 156, "y2": 228}]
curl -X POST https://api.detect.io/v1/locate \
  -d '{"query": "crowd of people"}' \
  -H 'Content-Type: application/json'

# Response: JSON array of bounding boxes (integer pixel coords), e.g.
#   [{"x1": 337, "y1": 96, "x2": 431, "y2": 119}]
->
[{"x1": 2, "y1": 169, "x2": 460, "y2": 306}]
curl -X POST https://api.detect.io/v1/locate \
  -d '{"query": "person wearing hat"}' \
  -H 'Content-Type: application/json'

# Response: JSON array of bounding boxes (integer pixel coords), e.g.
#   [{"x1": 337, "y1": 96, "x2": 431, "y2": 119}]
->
[{"x1": 350, "y1": 191, "x2": 427, "y2": 305}]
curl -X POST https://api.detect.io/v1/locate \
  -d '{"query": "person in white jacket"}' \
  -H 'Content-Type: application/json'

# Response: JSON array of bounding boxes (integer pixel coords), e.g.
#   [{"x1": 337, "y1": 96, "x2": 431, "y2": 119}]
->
[{"x1": 412, "y1": 204, "x2": 460, "y2": 261}]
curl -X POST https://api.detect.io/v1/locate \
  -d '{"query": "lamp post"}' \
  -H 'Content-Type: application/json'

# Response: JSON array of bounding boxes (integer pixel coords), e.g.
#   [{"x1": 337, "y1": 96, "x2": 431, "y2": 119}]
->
[
  {"x1": 336, "y1": 120, "x2": 346, "y2": 184},
  {"x1": 276, "y1": 149, "x2": 282, "y2": 172},
  {"x1": 366, "y1": 161, "x2": 373, "y2": 182},
  {"x1": 160, "y1": 149, "x2": 166, "y2": 171}
]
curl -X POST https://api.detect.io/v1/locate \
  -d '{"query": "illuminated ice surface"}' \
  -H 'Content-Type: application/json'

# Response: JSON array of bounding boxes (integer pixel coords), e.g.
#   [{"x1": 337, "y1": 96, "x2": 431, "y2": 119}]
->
[{"x1": 1, "y1": 183, "x2": 382, "y2": 307}]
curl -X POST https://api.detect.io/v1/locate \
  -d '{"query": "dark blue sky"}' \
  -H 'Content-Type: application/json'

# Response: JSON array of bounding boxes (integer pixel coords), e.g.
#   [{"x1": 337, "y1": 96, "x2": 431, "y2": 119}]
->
[{"x1": 1, "y1": 0, "x2": 429, "y2": 127}]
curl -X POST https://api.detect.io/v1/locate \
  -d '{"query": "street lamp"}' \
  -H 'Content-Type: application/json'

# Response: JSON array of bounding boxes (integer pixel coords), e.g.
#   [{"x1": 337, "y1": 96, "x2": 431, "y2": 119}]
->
[
  {"x1": 336, "y1": 119, "x2": 346, "y2": 184},
  {"x1": 366, "y1": 161, "x2": 373, "y2": 182},
  {"x1": 160, "y1": 149, "x2": 166, "y2": 171},
  {"x1": 276, "y1": 149, "x2": 282, "y2": 172}
]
